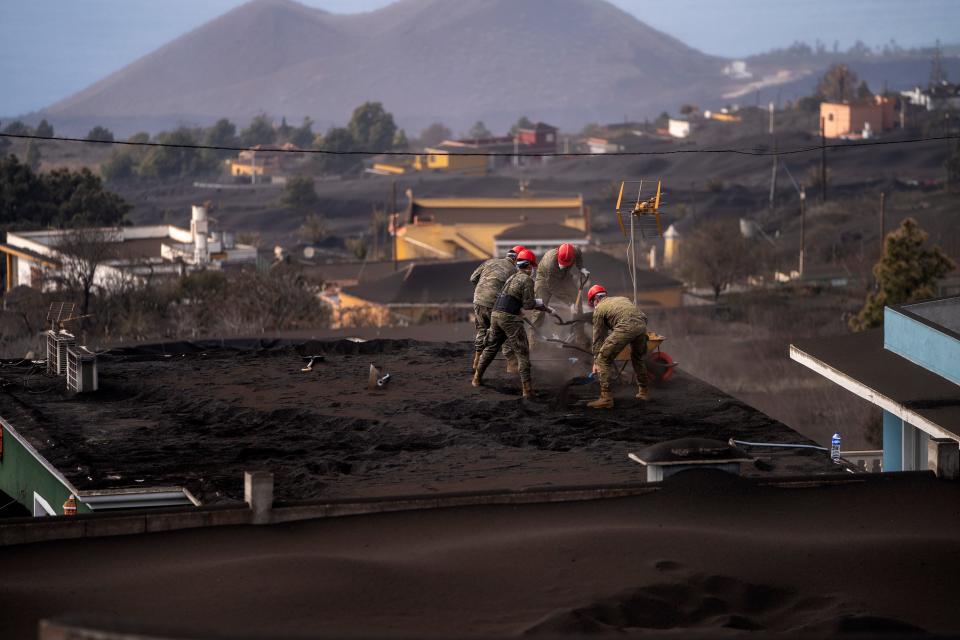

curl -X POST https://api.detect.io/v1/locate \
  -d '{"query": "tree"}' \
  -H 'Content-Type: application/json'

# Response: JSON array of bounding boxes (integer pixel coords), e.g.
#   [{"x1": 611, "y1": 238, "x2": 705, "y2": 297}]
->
[
  {"x1": 100, "y1": 151, "x2": 137, "y2": 182},
  {"x1": 24, "y1": 141, "x2": 41, "y2": 171},
  {"x1": 856, "y1": 80, "x2": 874, "y2": 100},
  {"x1": 297, "y1": 213, "x2": 328, "y2": 245},
  {"x1": 468, "y1": 121, "x2": 492, "y2": 139},
  {"x1": 509, "y1": 116, "x2": 535, "y2": 136},
  {"x1": 2, "y1": 120, "x2": 32, "y2": 136},
  {"x1": 816, "y1": 64, "x2": 859, "y2": 102},
  {"x1": 946, "y1": 138, "x2": 960, "y2": 192},
  {"x1": 418, "y1": 122, "x2": 452, "y2": 148},
  {"x1": 679, "y1": 219, "x2": 759, "y2": 301},
  {"x1": 54, "y1": 227, "x2": 120, "y2": 319},
  {"x1": 281, "y1": 175, "x2": 320, "y2": 211},
  {"x1": 290, "y1": 117, "x2": 315, "y2": 149},
  {"x1": 348, "y1": 101, "x2": 397, "y2": 151},
  {"x1": 393, "y1": 128, "x2": 409, "y2": 150},
  {"x1": 241, "y1": 114, "x2": 276, "y2": 147},
  {"x1": 35, "y1": 119, "x2": 54, "y2": 138},
  {"x1": 205, "y1": 118, "x2": 238, "y2": 148},
  {"x1": 850, "y1": 218, "x2": 955, "y2": 331},
  {"x1": 679, "y1": 104, "x2": 699, "y2": 115},
  {"x1": 139, "y1": 127, "x2": 213, "y2": 179},
  {"x1": 277, "y1": 116, "x2": 293, "y2": 142},
  {"x1": 86, "y1": 126, "x2": 114, "y2": 143},
  {"x1": 314, "y1": 127, "x2": 359, "y2": 175}
]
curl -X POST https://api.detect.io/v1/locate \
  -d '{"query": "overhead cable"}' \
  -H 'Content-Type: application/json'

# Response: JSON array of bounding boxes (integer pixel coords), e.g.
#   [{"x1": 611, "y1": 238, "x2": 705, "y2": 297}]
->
[{"x1": 0, "y1": 132, "x2": 957, "y2": 158}]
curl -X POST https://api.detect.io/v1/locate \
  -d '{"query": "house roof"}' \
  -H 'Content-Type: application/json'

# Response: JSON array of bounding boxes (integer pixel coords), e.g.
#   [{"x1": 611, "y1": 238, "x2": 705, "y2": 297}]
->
[
  {"x1": 302, "y1": 260, "x2": 418, "y2": 286},
  {"x1": 584, "y1": 251, "x2": 683, "y2": 296},
  {"x1": 790, "y1": 329, "x2": 960, "y2": 440},
  {"x1": 341, "y1": 260, "x2": 482, "y2": 305},
  {"x1": 494, "y1": 224, "x2": 587, "y2": 242},
  {"x1": 409, "y1": 197, "x2": 582, "y2": 225},
  {"x1": 0, "y1": 243, "x2": 61, "y2": 267}
]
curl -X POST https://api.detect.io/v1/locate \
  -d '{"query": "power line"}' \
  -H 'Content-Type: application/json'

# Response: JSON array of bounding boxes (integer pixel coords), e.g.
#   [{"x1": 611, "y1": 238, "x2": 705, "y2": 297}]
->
[{"x1": 1, "y1": 131, "x2": 958, "y2": 158}]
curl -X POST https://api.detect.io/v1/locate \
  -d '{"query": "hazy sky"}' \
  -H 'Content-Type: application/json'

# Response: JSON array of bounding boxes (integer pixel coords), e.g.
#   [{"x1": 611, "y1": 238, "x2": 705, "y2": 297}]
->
[{"x1": 1, "y1": 0, "x2": 957, "y2": 116}]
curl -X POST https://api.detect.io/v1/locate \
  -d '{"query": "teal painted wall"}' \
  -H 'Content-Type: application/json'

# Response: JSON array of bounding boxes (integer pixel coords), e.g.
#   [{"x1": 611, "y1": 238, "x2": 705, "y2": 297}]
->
[
  {"x1": 882, "y1": 410, "x2": 903, "y2": 472},
  {"x1": 0, "y1": 418, "x2": 91, "y2": 516},
  {"x1": 884, "y1": 307, "x2": 960, "y2": 385}
]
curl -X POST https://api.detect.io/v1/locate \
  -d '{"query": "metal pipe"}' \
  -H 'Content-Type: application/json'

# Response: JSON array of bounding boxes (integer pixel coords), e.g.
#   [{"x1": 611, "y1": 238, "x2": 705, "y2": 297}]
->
[{"x1": 730, "y1": 438, "x2": 828, "y2": 451}]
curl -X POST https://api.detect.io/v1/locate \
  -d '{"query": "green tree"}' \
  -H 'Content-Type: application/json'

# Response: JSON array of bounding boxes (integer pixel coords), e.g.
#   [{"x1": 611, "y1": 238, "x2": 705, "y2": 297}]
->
[
  {"x1": 24, "y1": 141, "x2": 41, "y2": 171},
  {"x1": 138, "y1": 127, "x2": 213, "y2": 179},
  {"x1": 393, "y1": 128, "x2": 409, "y2": 150},
  {"x1": 468, "y1": 121, "x2": 492, "y2": 139},
  {"x1": 290, "y1": 117, "x2": 315, "y2": 149},
  {"x1": 2, "y1": 120, "x2": 31, "y2": 136},
  {"x1": 418, "y1": 122, "x2": 452, "y2": 148},
  {"x1": 850, "y1": 218, "x2": 955, "y2": 330},
  {"x1": 86, "y1": 126, "x2": 115, "y2": 142},
  {"x1": 241, "y1": 114, "x2": 276, "y2": 147},
  {"x1": 277, "y1": 116, "x2": 293, "y2": 142},
  {"x1": 314, "y1": 127, "x2": 359, "y2": 175},
  {"x1": 816, "y1": 64, "x2": 859, "y2": 102},
  {"x1": 281, "y1": 175, "x2": 320, "y2": 211},
  {"x1": 127, "y1": 132, "x2": 151, "y2": 144},
  {"x1": 856, "y1": 80, "x2": 874, "y2": 100},
  {"x1": 509, "y1": 116, "x2": 535, "y2": 136},
  {"x1": 205, "y1": 118, "x2": 238, "y2": 148},
  {"x1": 101, "y1": 151, "x2": 137, "y2": 182},
  {"x1": 35, "y1": 119, "x2": 54, "y2": 138},
  {"x1": 348, "y1": 101, "x2": 397, "y2": 151}
]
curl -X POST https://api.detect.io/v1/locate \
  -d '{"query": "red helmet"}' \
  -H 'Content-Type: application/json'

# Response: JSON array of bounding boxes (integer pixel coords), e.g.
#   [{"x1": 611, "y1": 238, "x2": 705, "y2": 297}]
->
[
  {"x1": 557, "y1": 243, "x2": 577, "y2": 268},
  {"x1": 507, "y1": 244, "x2": 527, "y2": 259},
  {"x1": 516, "y1": 249, "x2": 537, "y2": 267},
  {"x1": 587, "y1": 284, "x2": 607, "y2": 307}
]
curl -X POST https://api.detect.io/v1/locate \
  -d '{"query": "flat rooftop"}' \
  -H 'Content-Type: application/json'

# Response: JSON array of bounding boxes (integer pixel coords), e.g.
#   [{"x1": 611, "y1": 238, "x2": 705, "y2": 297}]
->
[{"x1": 0, "y1": 340, "x2": 838, "y2": 504}]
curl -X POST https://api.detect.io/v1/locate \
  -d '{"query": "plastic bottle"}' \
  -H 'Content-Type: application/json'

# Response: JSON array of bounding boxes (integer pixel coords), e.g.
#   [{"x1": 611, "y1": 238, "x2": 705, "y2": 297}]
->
[{"x1": 831, "y1": 433, "x2": 841, "y2": 464}]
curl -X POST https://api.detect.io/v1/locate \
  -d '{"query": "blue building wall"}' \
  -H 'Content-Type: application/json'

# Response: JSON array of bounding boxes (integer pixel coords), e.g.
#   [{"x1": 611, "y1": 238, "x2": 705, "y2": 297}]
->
[
  {"x1": 882, "y1": 410, "x2": 903, "y2": 472},
  {"x1": 884, "y1": 307, "x2": 960, "y2": 385}
]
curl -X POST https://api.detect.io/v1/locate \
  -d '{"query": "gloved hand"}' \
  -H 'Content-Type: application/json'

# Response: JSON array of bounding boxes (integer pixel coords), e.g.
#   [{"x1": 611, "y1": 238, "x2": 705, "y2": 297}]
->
[{"x1": 581, "y1": 268, "x2": 590, "y2": 281}]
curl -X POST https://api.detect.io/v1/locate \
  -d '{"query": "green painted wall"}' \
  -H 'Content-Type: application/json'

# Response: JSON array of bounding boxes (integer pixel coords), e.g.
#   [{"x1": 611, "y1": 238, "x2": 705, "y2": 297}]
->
[{"x1": 0, "y1": 418, "x2": 92, "y2": 516}]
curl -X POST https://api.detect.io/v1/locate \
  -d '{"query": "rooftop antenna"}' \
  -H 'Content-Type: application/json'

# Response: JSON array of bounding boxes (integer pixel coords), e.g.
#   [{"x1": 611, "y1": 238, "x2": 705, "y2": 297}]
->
[{"x1": 613, "y1": 179, "x2": 666, "y2": 304}]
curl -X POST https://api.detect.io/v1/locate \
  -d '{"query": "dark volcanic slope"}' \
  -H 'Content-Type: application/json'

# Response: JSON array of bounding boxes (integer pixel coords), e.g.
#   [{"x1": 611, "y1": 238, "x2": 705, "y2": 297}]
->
[
  {"x1": 43, "y1": 0, "x2": 729, "y2": 132},
  {"x1": 0, "y1": 340, "x2": 837, "y2": 504}
]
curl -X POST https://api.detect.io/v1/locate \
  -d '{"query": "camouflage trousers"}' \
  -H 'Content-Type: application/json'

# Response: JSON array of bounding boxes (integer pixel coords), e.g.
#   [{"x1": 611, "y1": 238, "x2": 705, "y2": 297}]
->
[
  {"x1": 474, "y1": 304, "x2": 514, "y2": 358},
  {"x1": 477, "y1": 312, "x2": 531, "y2": 382},
  {"x1": 595, "y1": 322, "x2": 648, "y2": 389},
  {"x1": 530, "y1": 277, "x2": 580, "y2": 329}
]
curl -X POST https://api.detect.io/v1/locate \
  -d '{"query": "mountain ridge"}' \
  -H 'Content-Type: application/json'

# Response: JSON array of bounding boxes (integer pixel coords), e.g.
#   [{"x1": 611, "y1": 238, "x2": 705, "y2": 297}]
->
[{"x1": 43, "y1": 0, "x2": 732, "y2": 134}]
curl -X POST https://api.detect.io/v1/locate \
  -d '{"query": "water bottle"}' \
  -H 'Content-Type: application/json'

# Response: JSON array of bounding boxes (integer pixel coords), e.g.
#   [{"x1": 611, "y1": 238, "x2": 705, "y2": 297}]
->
[{"x1": 831, "y1": 433, "x2": 841, "y2": 464}]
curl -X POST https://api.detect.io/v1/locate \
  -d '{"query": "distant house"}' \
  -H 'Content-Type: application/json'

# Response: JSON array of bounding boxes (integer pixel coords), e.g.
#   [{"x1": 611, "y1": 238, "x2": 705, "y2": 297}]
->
[
  {"x1": 393, "y1": 192, "x2": 586, "y2": 261},
  {"x1": 492, "y1": 223, "x2": 588, "y2": 259},
  {"x1": 791, "y1": 297, "x2": 960, "y2": 475},
  {"x1": 901, "y1": 82, "x2": 960, "y2": 112},
  {"x1": 0, "y1": 205, "x2": 256, "y2": 293},
  {"x1": 329, "y1": 251, "x2": 685, "y2": 328},
  {"x1": 227, "y1": 143, "x2": 301, "y2": 181},
  {"x1": 668, "y1": 118, "x2": 691, "y2": 139},
  {"x1": 820, "y1": 96, "x2": 895, "y2": 139},
  {"x1": 413, "y1": 147, "x2": 490, "y2": 175}
]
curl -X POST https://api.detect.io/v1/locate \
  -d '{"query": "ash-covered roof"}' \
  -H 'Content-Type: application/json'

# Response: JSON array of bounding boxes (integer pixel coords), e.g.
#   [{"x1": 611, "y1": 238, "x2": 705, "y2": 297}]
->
[
  {"x1": 495, "y1": 223, "x2": 587, "y2": 242},
  {"x1": 0, "y1": 340, "x2": 838, "y2": 506},
  {"x1": 341, "y1": 260, "x2": 481, "y2": 305}
]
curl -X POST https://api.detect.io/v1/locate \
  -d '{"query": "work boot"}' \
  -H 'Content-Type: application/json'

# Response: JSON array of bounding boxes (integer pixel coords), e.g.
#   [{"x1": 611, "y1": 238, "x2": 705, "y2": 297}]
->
[
  {"x1": 506, "y1": 354, "x2": 519, "y2": 373},
  {"x1": 521, "y1": 380, "x2": 532, "y2": 398},
  {"x1": 471, "y1": 371, "x2": 483, "y2": 388},
  {"x1": 636, "y1": 385, "x2": 649, "y2": 401},
  {"x1": 587, "y1": 386, "x2": 614, "y2": 409},
  {"x1": 472, "y1": 351, "x2": 481, "y2": 372}
]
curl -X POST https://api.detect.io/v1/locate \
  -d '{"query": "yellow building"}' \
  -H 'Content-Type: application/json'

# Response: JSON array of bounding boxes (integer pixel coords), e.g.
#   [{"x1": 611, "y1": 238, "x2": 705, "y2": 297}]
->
[
  {"x1": 412, "y1": 148, "x2": 489, "y2": 174},
  {"x1": 820, "y1": 96, "x2": 895, "y2": 138},
  {"x1": 394, "y1": 193, "x2": 586, "y2": 261}
]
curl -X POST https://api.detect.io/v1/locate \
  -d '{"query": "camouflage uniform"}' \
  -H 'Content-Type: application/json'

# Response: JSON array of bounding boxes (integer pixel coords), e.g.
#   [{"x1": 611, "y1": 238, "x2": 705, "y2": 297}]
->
[
  {"x1": 531, "y1": 245, "x2": 585, "y2": 329},
  {"x1": 476, "y1": 270, "x2": 536, "y2": 383},
  {"x1": 592, "y1": 296, "x2": 648, "y2": 390},
  {"x1": 470, "y1": 257, "x2": 516, "y2": 356}
]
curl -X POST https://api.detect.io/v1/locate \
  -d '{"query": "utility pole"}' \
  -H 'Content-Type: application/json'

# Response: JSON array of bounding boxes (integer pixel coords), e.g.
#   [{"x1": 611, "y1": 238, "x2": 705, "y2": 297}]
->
[
  {"x1": 391, "y1": 181, "x2": 398, "y2": 271},
  {"x1": 820, "y1": 117, "x2": 827, "y2": 203},
  {"x1": 879, "y1": 191, "x2": 886, "y2": 258},
  {"x1": 769, "y1": 102, "x2": 778, "y2": 211},
  {"x1": 799, "y1": 187, "x2": 806, "y2": 278}
]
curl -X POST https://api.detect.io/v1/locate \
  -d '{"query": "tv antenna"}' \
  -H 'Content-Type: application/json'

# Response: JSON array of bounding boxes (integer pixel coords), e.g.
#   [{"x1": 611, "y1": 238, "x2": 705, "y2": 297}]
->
[{"x1": 613, "y1": 179, "x2": 667, "y2": 303}]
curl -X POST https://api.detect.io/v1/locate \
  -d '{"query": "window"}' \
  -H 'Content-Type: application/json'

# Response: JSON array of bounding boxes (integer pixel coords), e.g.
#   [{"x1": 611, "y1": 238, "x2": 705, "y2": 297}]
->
[
  {"x1": 546, "y1": 133, "x2": 555, "y2": 142},
  {"x1": 828, "y1": 113, "x2": 835, "y2": 121}
]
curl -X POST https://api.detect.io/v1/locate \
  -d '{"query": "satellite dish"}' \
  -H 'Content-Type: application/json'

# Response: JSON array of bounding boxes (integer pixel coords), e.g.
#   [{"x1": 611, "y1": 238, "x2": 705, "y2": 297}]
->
[{"x1": 303, "y1": 246, "x2": 316, "y2": 259}]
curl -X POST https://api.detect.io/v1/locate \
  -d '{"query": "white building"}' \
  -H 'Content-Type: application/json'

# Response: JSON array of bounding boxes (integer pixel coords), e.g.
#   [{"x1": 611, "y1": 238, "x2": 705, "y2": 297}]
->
[
  {"x1": 1, "y1": 206, "x2": 257, "y2": 292},
  {"x1": 667, "y1": 118, "x2": 691, "y2": 139}
]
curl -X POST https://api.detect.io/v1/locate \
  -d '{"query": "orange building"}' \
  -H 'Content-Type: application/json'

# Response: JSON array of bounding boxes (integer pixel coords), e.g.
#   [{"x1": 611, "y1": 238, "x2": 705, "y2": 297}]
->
[{"x1": 820, "y1": 96, "x2": 895, "y2": 139}]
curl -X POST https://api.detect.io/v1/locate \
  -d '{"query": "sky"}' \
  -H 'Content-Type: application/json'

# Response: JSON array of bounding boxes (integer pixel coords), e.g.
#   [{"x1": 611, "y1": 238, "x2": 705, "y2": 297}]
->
[{"x1": 1, "y1": 0, "x2": 958, "y2": 117}]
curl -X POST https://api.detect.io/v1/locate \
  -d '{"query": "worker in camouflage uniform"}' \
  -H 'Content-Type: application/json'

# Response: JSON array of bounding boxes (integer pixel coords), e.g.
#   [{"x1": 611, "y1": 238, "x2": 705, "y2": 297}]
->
[
  {"x1": 585, "y1": 284, "x2": 649, "y2": 409},
  {"x1": 473, "y1": 249, "x2": 551, "y2": 398},
  {"x1": 469, "y1": 245, "x2": 525, "y2": 372},
  {"x1": 530, "y1": 243, "x2": 590, "y2": 335}
]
